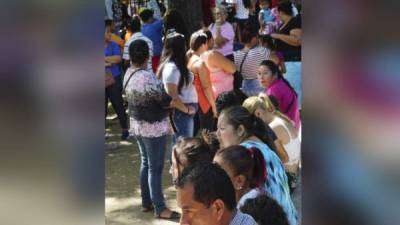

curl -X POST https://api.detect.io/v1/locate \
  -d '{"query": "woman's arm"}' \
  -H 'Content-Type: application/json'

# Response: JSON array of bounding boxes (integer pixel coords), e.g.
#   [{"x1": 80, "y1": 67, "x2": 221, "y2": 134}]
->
[
  {"x1": 197, "y1": 61, "x2": 217, "y2": 117},
  {"x1": 214, "y1": 25, "x2": 228, "y2": 47},
  {"x1": 105, "y1": 55, "x2": 122, "y2": 64},
  {"x1": 208, "y1": 51, "x2": 236, "y2": 74},
  {"x1": 165, "y1": 83, "x2": 196, "y2": 115},
  {"x1": 271, "y1": 28, "x2": 302, "y2": 46}
]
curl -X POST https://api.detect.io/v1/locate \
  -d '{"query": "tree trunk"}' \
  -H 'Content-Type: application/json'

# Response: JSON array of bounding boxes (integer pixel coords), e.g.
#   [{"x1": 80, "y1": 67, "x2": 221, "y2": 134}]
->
[{"x1": 167, "y1": 0, "x2": 203, "y2": 35}]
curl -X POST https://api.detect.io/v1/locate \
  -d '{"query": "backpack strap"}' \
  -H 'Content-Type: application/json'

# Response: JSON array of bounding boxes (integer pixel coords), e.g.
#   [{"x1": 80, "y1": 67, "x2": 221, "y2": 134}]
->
[{"x1": 239, "y1": 50, "x2": 250, "y2": 74}]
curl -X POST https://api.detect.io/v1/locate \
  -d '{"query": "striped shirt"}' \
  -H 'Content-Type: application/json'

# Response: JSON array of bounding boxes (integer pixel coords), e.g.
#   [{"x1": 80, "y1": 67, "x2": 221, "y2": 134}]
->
[
  {"x1": 229, "y1": 209, "x2": 258, "y2": 225},
  {"x1": 234, "y1": 47, "x2": 270, "y2": 80},
  {"x1": 123, "y1": 32, "x2": 153, "y2": 71}
]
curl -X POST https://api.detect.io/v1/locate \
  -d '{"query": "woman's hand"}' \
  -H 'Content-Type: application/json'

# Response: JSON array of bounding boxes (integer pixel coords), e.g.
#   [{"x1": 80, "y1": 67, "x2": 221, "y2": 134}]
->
[{"x1": 187, "y1": 106, "x2": 196, "y2": 115}]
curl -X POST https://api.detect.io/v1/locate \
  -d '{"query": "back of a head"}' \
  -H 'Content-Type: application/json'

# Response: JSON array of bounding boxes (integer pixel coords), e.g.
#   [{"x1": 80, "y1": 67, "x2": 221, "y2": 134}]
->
[
  {"x1": 176, "y1": 162, "x2": 236, "y2": 211},
  {"x1": 129, "y1": 39, "x2": 149, "y2": 66},
  {"x1": 139, "y1": 8, "x2": 154, "y2": 22},
  {"x1": 241, "y1": 24, "x2": 258, "y2": 44},
  {"x1": 216, "y1": 145, "x2": 267, "y2": 188},
  {"x1": 277, "y1": 1, "x2": 293, "y2": 16},
  {"x1": 240, "y1": 195, "x2": 290, "y2": 225},
  {"x1": 129, "y1": 15, "x2": 141, "y2": 33},
  {"x1": 260, "y1": 35, "x2": 276, "y2": 50},
  {"x1": 216, "y1": 90, "x2": 248, "y2": 115},
  {"x1": 174, "y1": 137, "x2": 215, "y2": 168},
  {"x1": 189, "y1": 30, "x2": 208, "y2": 51}
]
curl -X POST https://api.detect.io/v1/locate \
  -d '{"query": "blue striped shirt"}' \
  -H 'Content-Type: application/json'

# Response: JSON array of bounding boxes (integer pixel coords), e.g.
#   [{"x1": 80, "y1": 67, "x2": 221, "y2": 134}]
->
[{"x1": 230, "y1": 209, "x2": 258, "y2": 225}]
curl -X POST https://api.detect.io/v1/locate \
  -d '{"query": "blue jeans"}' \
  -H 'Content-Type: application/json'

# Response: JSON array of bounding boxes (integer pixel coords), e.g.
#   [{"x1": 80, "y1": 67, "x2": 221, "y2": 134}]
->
[
  {"x1": 242, "y1": 79, "x2": 264, "y2": 97},
  {"x1": 284, "y1": 62, "x2": 302, "y2": 108},
  {"x1": 172, "y1": 103, "x2": 198, "y2": 145},
  {"x1": 135, "y1": 135, "x2": 167, "y2": 215}
]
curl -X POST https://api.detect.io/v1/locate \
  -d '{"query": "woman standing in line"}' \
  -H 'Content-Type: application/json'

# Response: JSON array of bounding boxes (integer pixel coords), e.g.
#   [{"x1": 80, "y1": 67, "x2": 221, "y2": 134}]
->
[{"x1": 123, "y1": 39, "x2": 179, "y2": 220}]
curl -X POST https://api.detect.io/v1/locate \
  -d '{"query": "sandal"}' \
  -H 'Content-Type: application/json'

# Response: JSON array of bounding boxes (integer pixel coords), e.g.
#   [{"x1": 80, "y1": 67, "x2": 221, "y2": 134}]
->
[{"x1": 155, "y1": 210, "x2": 181, "y2": 220}]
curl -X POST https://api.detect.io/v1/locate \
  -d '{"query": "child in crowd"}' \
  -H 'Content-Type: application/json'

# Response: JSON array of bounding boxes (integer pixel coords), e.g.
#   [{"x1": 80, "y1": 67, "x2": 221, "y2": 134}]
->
[{"x1": 258, "y1": 0, "x2": 277, "y2": 35}]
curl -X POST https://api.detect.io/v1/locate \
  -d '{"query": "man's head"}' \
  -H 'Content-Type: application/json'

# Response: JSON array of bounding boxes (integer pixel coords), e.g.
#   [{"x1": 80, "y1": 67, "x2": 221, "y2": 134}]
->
[
  {"x1": 139, "y1": 8, "x2": 154, "y2": 23},
  {"x1": 176, "y1": 162, "x2": 236, "y2": 225}
]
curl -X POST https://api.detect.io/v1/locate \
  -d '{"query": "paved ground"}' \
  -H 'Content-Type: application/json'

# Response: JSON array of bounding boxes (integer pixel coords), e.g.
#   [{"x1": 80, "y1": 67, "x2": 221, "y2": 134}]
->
[{"x1": 105, "y1": 108, "x2": 301, "y2": 225}]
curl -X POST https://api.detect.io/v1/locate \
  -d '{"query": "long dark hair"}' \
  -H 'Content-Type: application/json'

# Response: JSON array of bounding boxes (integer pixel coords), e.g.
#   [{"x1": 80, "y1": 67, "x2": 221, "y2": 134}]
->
[
  {"x1": 260, "y1": 60, "x2": 297, "y2": 96},
  {"x1": 216, "y1": 145, "x2": 267, "y2": 188},
  {"x1": 220, "y1": 106, "x2": 277, "y2": 152},
  {"x1": 157, "y1": 32, "x2": 190, "y2": 94}
]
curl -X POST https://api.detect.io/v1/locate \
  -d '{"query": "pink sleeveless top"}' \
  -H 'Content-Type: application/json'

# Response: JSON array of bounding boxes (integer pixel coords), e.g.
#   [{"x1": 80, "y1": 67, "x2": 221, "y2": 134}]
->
[{"x1": 201, "y1": 52, "x2": 233, "y2": 99}]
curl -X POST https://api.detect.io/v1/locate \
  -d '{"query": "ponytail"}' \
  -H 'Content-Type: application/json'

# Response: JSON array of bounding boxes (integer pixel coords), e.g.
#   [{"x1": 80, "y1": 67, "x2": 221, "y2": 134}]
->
[
  {"x1": 247, "y1": 147, "x2": 267, "y2": 188},
  {"x1": 216, "y1": 145, "x2": 267, "y2": 189},
  {"x1": 249, "y1": 114, "x2": 277, "y2": 154}
]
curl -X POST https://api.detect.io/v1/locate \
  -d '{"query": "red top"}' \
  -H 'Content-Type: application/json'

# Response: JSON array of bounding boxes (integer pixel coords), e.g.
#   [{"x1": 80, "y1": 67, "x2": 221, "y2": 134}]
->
[{"x1": 193, "y1": 73, "x2": 212, "y2": 113}]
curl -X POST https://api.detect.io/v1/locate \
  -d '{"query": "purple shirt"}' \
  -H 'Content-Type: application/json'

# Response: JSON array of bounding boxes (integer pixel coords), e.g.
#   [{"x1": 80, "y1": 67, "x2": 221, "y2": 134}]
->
[
  {"x1": 267, "y1": 79, "x2": 301, "y2": 130},
  {"x1": 208, "y1": 22, "x2": 235, "y2": 56}
]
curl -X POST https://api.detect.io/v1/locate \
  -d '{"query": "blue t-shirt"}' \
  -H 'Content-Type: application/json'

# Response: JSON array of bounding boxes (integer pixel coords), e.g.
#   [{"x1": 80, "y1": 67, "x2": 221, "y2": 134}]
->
[
  {"x1": 104, "y1": 41, "x2": 121, "y2": 77},
  {"x1": 260, "y1": 9, "x2": 275, "y2": 24},
  {"x1": 141, "y1": 19, "x2": 163, "y2": 56}
]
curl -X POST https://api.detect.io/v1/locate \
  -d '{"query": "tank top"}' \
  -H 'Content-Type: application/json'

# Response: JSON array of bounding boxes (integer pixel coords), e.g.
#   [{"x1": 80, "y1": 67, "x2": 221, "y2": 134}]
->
[
  {"x1": 281, "y1": 124, "x2": 301, "y2": 168},
  {"x1": 189, "y1": 57, "x2": 211, "y2": 113},
  {"x1": 201, "y1": 52, "x2": 234, "y2": 98}
]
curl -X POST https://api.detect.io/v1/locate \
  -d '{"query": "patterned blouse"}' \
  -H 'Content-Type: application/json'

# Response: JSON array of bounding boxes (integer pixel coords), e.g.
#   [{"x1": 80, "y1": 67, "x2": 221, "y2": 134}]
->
[{"x1": 123, "y1": 67, "x2": 171, "y2": 138}]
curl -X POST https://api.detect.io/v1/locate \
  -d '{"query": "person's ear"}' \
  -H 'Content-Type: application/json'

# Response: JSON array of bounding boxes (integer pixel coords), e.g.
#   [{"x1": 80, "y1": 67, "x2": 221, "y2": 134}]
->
[
  {"x1": 212, "y1": 199, "x2": 225, "y2": 221},
  {"x1": 237, "y1": 124, "x2": 246, "y2": 138},
  {"x1": 255, "y1": 108, "x2": 262, "y2": 118}
]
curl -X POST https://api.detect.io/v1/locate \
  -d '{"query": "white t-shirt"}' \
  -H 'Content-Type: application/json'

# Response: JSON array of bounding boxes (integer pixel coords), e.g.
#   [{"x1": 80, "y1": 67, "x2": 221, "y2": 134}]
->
[
  {"x1": 227, "y1": 0, "x2": 249, "y2": 19},
  {"x1": 162, "y1": 62, "x2": 198, "y2": 104},
  {"x1": 123, "y1": 32, "x2": 153, "y2": 71},
  {"x1": 237, "y1": 188, "x2": 264, "y2": 208}
]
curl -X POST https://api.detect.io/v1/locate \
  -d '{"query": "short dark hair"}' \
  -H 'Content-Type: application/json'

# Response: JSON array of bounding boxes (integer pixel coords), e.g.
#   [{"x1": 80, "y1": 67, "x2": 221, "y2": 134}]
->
[
  {"x1": 240, "y1": 195, "x2": 290, "y2": 225},
  {"x1": 241, "y1": 24, "x2": 258, "y2": 44},
  {"x1": 176, "y1": 162, "x2": 237, "y2": 211},
  {"x1": 129, "y1": 39, "x2": 149, "y2": 66},
  {"x1": 129, "y1": 15, "x2": 141, "y2": 33},
  {"x1": 260, "y1": 35, "x2": 276, "y2": 51},
  {"x1": 216, "y1": 89, "x2": 248, "y2": 114},
  {"x1": 277, "y1": 1, "x2": 293, "y2": 16},
  {"x1": 139, "y1": 8, "x2": 154, "y2": 22}
]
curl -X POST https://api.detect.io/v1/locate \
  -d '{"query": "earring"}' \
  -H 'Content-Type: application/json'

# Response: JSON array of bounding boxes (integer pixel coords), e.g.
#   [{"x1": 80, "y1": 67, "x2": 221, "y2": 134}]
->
[{"x1": 236, "y1": 186, "x2": 243, "y2": 190}]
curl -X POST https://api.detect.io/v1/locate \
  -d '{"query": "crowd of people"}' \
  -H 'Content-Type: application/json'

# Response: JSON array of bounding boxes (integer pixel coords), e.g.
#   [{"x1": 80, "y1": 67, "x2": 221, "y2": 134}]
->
[{"x1": 105, "y1": 0, "x2": 302, "y2": 224}]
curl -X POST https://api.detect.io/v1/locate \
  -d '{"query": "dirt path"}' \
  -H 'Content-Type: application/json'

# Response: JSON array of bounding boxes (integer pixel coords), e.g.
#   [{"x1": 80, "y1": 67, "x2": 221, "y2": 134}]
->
[{"x1": 105, "y1": 113, "x2": 179, "y2": 225}]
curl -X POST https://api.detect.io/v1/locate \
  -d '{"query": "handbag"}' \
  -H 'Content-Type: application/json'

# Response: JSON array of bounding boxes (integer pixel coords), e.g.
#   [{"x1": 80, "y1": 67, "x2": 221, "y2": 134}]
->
[{"x1": 105, "y1": 70, "x2": 115, "y2": 88}]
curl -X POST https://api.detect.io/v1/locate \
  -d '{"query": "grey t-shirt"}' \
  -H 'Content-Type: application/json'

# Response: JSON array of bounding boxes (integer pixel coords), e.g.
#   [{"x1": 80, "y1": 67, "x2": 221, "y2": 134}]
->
[{"x1": 162, "y1": 62, "x2": 198, "y2": 104}]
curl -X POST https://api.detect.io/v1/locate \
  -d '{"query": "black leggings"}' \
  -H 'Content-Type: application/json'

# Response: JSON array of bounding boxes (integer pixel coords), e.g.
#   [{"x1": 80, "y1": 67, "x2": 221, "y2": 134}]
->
[{"x1": 106, "y1": 76, "x2": 128, "y2": 130}]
